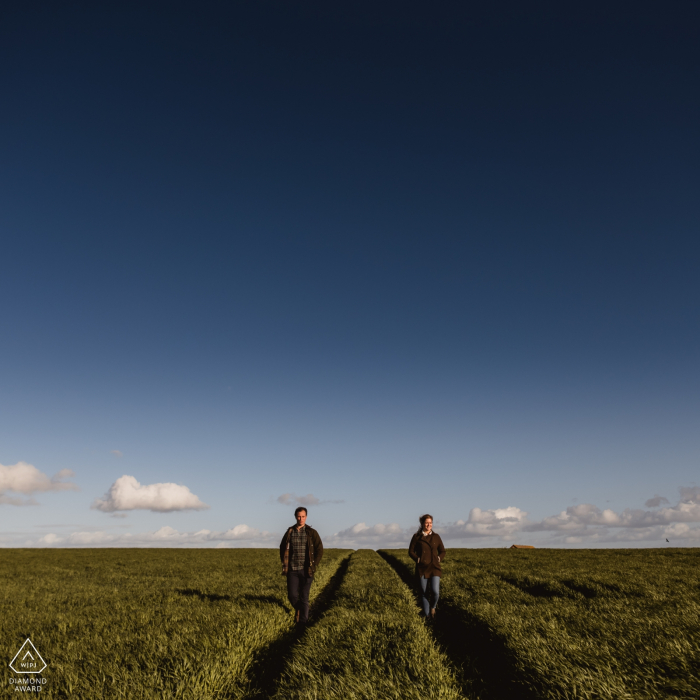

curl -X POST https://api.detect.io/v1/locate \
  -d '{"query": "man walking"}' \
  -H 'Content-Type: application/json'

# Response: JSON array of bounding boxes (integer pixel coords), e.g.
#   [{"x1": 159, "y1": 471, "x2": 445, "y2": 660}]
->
[{"x1": 279, "y1": 506, "x2": 323, "y2": 626}]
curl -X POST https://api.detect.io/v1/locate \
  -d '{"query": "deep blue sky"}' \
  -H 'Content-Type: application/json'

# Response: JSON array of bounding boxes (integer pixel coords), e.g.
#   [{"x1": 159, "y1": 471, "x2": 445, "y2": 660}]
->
[{"x1": 1, "y1": 1, "x2": 699, "y2": 547}]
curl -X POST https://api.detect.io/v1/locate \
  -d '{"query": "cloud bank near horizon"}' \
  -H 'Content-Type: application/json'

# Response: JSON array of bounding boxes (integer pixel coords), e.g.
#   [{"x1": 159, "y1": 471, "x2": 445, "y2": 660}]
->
[
  {"x1": 329, "y1": 487, "x2": 700, "y2": 548},
  {"x1": 516, "y1": 486, "x2": 700, "y2": 545},
  {"x1": 3, "y1": 471, "x2": 699, "y2": 547},
  {"x1": 25, "y1": 524, "x2": 270, "y2": 548}
]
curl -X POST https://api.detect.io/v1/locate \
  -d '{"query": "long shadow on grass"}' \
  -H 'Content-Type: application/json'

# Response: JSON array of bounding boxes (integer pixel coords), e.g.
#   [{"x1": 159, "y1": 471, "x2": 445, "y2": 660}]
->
[
  {"x1": 242, "y1": 554, "x2": 352, "y2": 700},
  {"x1": 241, "y1": 593, "x2": 288, "y2": 609},
  {"x1": 378, "y1": 551, "x2": 538, "y2": 700},
  {"x1": 177, "y1": 588, "x2": 232, "y2": 603},
  {"x1": 177, "y1": 590, "x2": 289, "y2": 608}
]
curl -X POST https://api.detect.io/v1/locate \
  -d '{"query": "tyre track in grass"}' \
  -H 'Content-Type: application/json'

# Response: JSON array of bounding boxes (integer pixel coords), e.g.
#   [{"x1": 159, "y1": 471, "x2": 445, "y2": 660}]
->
[
  {"x1": 269, "y1": 549, "x2": 469, "y2": 700},
  {"x1": 378, "y1": 550, "x2": 537, "y2": 700},
  {"x1": 241, "y1": 552, "x2": 352, "y2": 700}
]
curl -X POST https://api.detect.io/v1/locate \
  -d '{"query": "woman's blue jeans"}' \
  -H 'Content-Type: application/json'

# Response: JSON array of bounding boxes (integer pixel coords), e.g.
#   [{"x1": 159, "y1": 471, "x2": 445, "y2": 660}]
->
[{"x1": 419, "y1": 575, "x2": 440, "y2": 616}]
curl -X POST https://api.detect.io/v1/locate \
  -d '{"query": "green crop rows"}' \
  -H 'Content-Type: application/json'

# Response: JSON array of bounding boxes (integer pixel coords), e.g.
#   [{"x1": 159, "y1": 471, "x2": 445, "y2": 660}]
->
[
  {"x1": 2, "y1": 548, "x2": 699, "y2": 699},
  {"x1": 381, "y1": 548, "x2": 700, "y2": 700},
  {"x1": 0, "y1": 548, "x2": 349, "y2": 699},
  {"x1": 272, "y1": 549, "x2": 464, "y2": 700}
]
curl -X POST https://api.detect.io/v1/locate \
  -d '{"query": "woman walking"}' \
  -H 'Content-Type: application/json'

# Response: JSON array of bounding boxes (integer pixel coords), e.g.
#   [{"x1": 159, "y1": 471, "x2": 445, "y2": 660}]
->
[{"x1": 408, "y1": 514, "x2": 445, "y2": 620}]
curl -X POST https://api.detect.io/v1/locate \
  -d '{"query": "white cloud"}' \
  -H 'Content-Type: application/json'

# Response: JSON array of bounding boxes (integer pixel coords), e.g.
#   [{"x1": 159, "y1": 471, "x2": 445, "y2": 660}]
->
[
  {"x1": 38, "y1": 533, "x2": 63, "y2": 545},
  {"x1": 14, "y1": 524, "x2": 272, "y2": 548},
  {"x1": 278, "y1": 492, "x2": 320, "y2": 506},
  {"x1": 663, "y1": 522, "x2": 700, "y2": 540},
  {"x1": 562, "y1": 521, "x2": 700, "y2": 545},
  {"x1": 526, "y1": 494, "x2": 700, "y2": 533},
  {"x1": 328, "y1": 522, "x2": 406, "y2": 547},
  {"x1": 54, "y1": 469, "x2": 75, "y2": 481},
  {"x1": 680, "y1": 486, "x2": 700, "y2": 503},
  {"x1": 10, "y1": 483, "x2": 700, "y2": 549},
  {"x1": 276, "y1": 493, "x2": 344, "y2": 507},
  {"x1": 67, "y1": 531, "x2": 118, "y2": 545},
  {"x1": 219, "y1": 524, "x2": 259, "y2": 539},
  {"x1": 0, "y1": 462, "x2": 78, "y2": 506},
  {"x1": 525, "y1": 503, "x2": 617, "y2": 532},
  {"x1": 440, "y1": 506, "x2": 528, "y2": 540},
  {"x1": 323, "y1": 488, "x2": 700, "y2": 548},
  {"x1": 0, "y1": 494, "x2": 39, "y2": 506},
  {"x1": 92, "y1": 475, "x2": 209, "y2": 513},
  {"x1": 645, "y1": 495, "x2": 670, "y2": 508},
  {"x1": 522, "y1": 486, "x2": 700, "y2": 544},
  {"x1": 337, "y1": 522, "x2": 404, "y2": 538},
  {"x1": 110, "y1": 450, "x2": 123, "y2": 458}
]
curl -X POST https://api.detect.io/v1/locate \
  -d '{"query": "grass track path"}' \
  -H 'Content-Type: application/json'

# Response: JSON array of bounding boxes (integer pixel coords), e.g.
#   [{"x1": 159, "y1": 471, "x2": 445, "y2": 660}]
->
[{"x1": 269, "y1": 549, "x2": 471, "y2": 700}]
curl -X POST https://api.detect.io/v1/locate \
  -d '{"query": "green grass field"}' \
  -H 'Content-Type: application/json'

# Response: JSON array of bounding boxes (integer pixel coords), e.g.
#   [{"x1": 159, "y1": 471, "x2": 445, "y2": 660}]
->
[
  {"x1": 0, "y1": 548, "x2": 350, "y2": 698},
  {"x1": 380, "y1": 548, "x2": 700, "y2": 700},
  {"x1": 272, "y1": 550, "x2": 464, "y2": 700},
  {"x1": 2, "y1": 548, "x2": 698, "y2": 699}
]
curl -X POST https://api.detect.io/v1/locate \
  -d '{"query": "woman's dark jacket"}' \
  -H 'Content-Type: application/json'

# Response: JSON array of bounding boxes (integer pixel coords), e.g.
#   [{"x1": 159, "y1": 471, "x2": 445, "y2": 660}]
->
[
  {"x1": 279, "y1": 525, "x2": 323, "y2": 577},
  {"x1": 408, "y1": 531, "x2": 446, "y2": 578}
]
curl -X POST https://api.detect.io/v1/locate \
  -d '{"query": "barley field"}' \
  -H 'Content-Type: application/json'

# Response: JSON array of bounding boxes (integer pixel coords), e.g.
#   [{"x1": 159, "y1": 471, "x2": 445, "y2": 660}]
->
[{"x1": 1, "y1": 548, "x2": 698, "y2": 699}]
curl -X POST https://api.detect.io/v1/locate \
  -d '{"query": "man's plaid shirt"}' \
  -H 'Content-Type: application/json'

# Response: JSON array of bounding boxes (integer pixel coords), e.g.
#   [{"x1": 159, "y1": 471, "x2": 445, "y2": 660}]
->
[{"x1": 289, "y1": 525, "x2": 307, "y2": 571}]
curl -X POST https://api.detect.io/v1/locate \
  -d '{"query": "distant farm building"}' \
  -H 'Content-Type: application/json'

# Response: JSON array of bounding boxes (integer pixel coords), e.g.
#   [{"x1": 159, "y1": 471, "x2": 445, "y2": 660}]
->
[{"x1": 510, "y1": 544, "x2": 535, "y2": 549}]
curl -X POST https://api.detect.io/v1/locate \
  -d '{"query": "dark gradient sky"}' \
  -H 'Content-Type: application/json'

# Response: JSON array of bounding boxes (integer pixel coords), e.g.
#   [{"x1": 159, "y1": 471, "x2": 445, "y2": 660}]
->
[{"x1": 1, "y1": 1, "x2": 699, "y2": 546}]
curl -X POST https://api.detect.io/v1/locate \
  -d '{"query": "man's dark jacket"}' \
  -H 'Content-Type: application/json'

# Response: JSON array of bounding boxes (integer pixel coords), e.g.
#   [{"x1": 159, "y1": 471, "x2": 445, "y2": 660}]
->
[
  {"x1": 279, "y1": 525, "x2": 323, "y2": 577},
  {"x1": 408, "y1": 531, "x2": 446, "y2": 578}
]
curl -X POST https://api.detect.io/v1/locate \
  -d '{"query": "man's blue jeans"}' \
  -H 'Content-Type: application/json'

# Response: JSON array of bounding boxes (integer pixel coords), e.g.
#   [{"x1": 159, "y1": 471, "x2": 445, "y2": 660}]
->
[
  {"x1": 419, "y1": 575, "x2": 440, "y2": 616},
  {"x1": 287, "y1": 570, "x2": 313, "y2": 623}
]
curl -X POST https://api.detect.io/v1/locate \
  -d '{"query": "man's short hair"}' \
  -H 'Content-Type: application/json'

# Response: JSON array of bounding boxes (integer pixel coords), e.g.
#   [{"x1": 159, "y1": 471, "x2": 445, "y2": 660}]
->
[{"x1": 294, "y1": 506, "x2": 307, "y2": 516}]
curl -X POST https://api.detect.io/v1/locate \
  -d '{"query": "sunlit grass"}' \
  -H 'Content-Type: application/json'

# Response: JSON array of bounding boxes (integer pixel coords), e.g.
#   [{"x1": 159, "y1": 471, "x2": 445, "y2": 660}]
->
[
  {"x1": 272, "y1": 549, "x2": 467, "y2": 700},
  {"x1": 381, "y1": 547, "x2": 700, "y2": 700},
  {"x1": 4, "y1": 547, "x2": 697, "y2": 699},
  {"x1": 0, "y1": 548, "x2": 349, "y2": 699}
]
